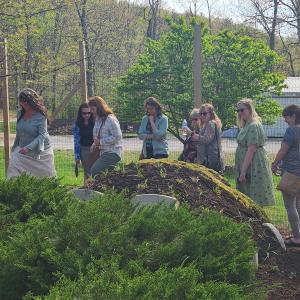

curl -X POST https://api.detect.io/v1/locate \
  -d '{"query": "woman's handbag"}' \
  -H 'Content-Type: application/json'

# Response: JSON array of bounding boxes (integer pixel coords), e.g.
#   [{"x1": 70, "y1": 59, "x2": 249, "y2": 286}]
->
[
  {"x1": 87, "y1": 146, "x2": 100, "y2": 169},
  {"x1": 277, "y1": 171, "x2": 300, "y2": 196},
  {"x1": 86, "y1": 118, "x2": 105, "y2": 169}
]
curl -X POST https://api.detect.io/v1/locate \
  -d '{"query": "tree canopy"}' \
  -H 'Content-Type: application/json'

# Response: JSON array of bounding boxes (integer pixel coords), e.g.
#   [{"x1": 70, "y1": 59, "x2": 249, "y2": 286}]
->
[{"x1": 116, "y1": 18, "x2": 285, "y2": 138}]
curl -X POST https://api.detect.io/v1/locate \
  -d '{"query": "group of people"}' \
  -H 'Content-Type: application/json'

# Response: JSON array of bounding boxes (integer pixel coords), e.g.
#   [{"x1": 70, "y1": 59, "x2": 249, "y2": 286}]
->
[{"x1": 6, "y1": 89, "x2": 300, "y2": 245}]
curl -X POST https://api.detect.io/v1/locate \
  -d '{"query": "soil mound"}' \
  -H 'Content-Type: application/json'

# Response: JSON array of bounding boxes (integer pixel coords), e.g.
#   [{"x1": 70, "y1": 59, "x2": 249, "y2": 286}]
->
[
  {"x1": 88, "y1": 159, "x2": 300, "y2": 299},
  {"x1": 89, "y1": 160, "x2": 278, "y2": 250}
]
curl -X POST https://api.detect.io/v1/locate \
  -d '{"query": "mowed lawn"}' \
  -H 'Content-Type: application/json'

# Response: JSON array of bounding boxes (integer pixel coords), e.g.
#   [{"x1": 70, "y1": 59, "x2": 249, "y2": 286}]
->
[{"x1": 0, "y1": 147, "x2": 288, "y2": 228}]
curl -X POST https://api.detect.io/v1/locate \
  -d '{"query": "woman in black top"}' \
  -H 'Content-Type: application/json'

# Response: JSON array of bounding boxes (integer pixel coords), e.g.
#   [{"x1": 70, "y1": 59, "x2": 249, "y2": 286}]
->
[{"x1": 73, "y1": 103, "x2": 94, "y2": 179}]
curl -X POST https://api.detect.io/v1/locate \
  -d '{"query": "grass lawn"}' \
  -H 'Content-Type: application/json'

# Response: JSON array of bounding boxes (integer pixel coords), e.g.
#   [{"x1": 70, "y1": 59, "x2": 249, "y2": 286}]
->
[{"x1": 0, "y1": 147, "x2": 289, "y2": 228}]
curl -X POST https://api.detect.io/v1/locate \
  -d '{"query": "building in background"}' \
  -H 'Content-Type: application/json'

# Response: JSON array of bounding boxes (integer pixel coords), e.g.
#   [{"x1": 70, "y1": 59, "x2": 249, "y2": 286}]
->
[{"x1": 264, "y1": 77, "x2": 300, "y2": 138}]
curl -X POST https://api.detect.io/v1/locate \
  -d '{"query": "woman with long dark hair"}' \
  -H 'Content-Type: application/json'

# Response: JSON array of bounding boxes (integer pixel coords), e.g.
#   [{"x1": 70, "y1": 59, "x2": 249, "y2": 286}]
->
[
  {"x1": 88, "y1": 96, "x2": 123, "y2": 178},
  {"x1": 272, "y1": 105, "x2": 300, "y2": 246},
  {"x1": 73, "y1": 103, "x2": 94, "y2": 179},
  {"x1": 138, "y1": 97, "x2": 168, "y2": 159},
  {"x1": 7, "y1": 88, "x2": 56, "y2": 178}
]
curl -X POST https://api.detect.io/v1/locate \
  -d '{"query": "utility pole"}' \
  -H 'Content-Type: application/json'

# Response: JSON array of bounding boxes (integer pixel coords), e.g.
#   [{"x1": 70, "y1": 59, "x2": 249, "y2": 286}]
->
[{"x1": 193, "y1": 24, "x2": 202, "y2": 108}]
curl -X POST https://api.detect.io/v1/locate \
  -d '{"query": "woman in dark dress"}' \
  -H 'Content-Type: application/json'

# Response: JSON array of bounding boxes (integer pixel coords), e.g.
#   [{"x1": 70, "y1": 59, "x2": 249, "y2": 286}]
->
[{"x1": 73, "y1": 103, "x2": 94, "y2": 180}]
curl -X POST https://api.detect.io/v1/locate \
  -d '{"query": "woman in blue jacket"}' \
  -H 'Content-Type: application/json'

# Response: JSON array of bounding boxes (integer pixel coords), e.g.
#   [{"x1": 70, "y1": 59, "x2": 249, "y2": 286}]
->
[{"x1": 138, "y1": 97, "x2": 168, "y2": 159}]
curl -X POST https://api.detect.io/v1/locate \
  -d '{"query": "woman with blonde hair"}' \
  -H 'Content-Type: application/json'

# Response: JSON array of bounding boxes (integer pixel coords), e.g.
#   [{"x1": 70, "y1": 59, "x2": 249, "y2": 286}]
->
[
  {"x1": 187, "y1": 103, "x2": 224, "y2": 172},
  {"x1": 235, "y1": 98, "x2": 274, "y2": 206},
  {"x1": 88, "y1": 96, "x2": 123, "y2": 178}
]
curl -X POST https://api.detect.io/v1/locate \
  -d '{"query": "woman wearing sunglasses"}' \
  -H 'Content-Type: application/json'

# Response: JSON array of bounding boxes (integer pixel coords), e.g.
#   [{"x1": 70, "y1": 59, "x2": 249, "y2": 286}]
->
[
  {"x1": 73, "y1": 103, "x2": 95, "y2": 179},
  {"x1": 187, "y1": 103, "x2": 224, "y2": 172},
  {"x1": 235, "y1": 98, "x2": 274, "y2": 206}
]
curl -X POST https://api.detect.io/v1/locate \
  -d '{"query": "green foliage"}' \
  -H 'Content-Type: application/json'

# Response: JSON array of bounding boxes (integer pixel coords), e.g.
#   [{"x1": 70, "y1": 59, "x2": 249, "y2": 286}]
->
[
  {"x1": 116, "y1": 18, "x2": 285, "y2": 135},
  {"x1": 0, "y1": 175, "x2": 71, "y2": 239},
  {"x1": 0, "y1": 175, "x2": 260, "y2": 299}
]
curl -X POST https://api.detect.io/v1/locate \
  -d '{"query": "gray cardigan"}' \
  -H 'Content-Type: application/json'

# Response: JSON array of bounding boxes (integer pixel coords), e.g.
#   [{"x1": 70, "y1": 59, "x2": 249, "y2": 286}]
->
[{"x1": 12, "y1": 111, "x2": 52, "y2": 158}]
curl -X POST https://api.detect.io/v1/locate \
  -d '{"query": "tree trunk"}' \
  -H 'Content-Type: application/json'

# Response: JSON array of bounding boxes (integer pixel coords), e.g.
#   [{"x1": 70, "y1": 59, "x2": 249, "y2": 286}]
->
[
  {"x1": 75, "y1": 0, "x2": 94, "y2": 96},
  {"x1": 269, "y1": 0, "x2": 279, "y2": 50},
  {"x1": 296, "y1": 1, "x2": 300, "y2": 48},
  {"x1": 146, "y1": 0, "x2": 159, "y2": 39}
]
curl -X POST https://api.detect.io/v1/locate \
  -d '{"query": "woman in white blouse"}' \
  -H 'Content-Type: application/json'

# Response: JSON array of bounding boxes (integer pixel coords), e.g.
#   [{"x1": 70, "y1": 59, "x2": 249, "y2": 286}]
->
[{"x1": 88, "y1": 96, "x2": 123, "y2": 178}]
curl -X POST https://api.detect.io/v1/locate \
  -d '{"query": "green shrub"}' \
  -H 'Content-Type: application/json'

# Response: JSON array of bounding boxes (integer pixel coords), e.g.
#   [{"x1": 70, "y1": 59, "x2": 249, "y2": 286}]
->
[
  {"x1": 0, "y1": 176, "x2": 260, "y2": 299},
  {"x1": 41, "y1": 267, "x2": 256, "y2": 300},
  {"x1": 0, "y1": 175, "x2": 71, "y2": 239}
]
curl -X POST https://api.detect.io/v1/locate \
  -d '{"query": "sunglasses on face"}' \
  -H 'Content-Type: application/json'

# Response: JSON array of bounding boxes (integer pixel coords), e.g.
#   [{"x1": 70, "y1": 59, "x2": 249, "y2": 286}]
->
[
  {"x1": 200, "y1": 112, "x2": 209, "y2": 116},
  {"x1": 82, "y1": 112, "x2": 91, "y2": 115},
  {"x1": 236, "y1": 108, "x2": 245, "y2": 113}
]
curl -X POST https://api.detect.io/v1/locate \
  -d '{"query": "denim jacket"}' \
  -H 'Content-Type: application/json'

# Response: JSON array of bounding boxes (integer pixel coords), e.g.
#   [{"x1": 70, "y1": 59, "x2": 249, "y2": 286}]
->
[
  {"x1": 12, "y1": 111, "x2": 52, "y2": 158},
  {"x1": 73, "y1": 124, "x2": 81, "y2": 161},
  {"x1": 138, "y1": 114, "x2": 168, "y2": 156}
]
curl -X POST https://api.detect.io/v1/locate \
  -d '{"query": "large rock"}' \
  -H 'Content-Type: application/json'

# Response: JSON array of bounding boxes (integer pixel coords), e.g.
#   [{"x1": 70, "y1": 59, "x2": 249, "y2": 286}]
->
[
  {"x1": 132, "y1": 194, "x2": 180, "y2": 209},
  {"x1": 71, "y1": 188, "x2": 103, "y2": 201}
]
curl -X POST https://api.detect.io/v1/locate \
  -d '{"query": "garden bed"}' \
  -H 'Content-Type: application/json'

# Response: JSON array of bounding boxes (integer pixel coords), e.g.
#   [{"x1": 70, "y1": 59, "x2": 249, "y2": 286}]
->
[
  {"x1": 88, "y1": 160, "x2": 275, "y2": 251},
  {"x1": 88, "y1": 159, "x2": 300, "y2": 299}
]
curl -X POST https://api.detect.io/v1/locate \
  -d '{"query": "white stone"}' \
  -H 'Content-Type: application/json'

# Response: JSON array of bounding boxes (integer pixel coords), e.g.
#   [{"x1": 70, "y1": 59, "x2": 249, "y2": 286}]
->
[
  {"x1": 71, "y1": 188, "x2": 103, "y2": 201},
  {"x1": 252, "y1": 252, "x2": 258, "y2": 270},
  {"x1": 132, "y1": 194, "x2": 180, "y2": 209},
  {"x1": 262, "y1": 223, "x2": 286, "y2": 251}
]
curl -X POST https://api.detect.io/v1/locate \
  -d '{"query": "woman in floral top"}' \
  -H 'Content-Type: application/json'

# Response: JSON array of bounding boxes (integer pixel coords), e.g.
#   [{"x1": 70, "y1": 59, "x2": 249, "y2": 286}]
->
[{"x1": 235, "y1": 98, "x2": 275, "y2": 206}]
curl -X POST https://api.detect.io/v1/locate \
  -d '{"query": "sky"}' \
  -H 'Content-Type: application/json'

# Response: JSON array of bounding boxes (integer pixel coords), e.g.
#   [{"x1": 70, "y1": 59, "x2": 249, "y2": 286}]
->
[{"x1": 162, "y1": 0, "x2": 242, "y2": 21}]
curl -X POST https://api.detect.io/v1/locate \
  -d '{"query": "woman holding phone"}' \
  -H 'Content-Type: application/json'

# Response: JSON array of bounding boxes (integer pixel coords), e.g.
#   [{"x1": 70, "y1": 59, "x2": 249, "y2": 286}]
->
[{"x1": 138, "y1": 97, "x2": 168, "y2": 159}]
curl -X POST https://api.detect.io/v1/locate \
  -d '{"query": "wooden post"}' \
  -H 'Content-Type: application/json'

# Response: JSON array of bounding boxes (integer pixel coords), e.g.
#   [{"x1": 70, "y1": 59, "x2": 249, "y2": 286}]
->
[
  {"x1": 79, "y1": 41, "x2": 88, "y2": 102},
  {"x1": 193, "y1": 24, "x2": 202, "y2": 108},
  {"x1": 0, "y1": 38, "x2": 10, "y2": 174}
]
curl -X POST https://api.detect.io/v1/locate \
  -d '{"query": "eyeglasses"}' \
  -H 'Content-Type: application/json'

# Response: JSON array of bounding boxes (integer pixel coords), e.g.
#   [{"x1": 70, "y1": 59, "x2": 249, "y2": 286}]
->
[
  {"x1": 200, "y1": 112, "x2": 209, "y2": 116},
  {"x1": 82, "y1": 112, "x2": 91, "y2": 115},
  {"x1": 236, "y1": 108, "x2": 245, "y2": 113}
]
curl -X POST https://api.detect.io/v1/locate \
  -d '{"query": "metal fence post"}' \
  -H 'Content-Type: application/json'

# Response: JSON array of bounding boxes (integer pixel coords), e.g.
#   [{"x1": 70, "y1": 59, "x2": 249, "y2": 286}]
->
[
  {"x1": 0, "y1": 38, "x2": 10, "y2": 174},
  {"x1": 193, "y1": 24, "x2": 202, "y2": 108}
]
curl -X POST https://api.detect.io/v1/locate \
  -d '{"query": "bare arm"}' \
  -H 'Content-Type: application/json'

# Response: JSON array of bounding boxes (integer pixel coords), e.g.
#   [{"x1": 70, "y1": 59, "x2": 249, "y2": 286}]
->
[
  {"x1": 271, "y1": 142, "x2": 289, "y2": 173},
  {"x1": 239, "y1": 144, "x2": 257, "y2": 183}
]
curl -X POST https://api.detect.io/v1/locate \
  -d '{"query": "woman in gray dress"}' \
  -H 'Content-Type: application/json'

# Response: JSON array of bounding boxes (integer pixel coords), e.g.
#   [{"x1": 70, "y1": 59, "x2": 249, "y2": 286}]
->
[
  {"x1": 187, "y1": 104, "x2": 224, "y2": 172},
  {"x1": 272, "y1": 105, "x2": 300, "y2": 246},
  {"x1": 7, "y1": 88, "x2": 56, "y2": 178}
]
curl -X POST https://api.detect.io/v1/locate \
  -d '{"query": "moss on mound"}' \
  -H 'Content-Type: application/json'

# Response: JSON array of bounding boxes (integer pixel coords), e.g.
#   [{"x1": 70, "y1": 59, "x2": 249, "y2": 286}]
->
[{"x1": 89, "y1": 160, "x2": 277, "y2": 252}]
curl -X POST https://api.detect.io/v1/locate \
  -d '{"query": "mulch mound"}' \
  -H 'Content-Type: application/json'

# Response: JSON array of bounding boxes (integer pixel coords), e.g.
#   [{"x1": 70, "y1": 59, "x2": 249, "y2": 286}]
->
[
  {"x1": 88, "y1": 159, "x2": 277, "y2": 253},
  {"x1": 88, "y1": 159, "x2": 300, "y2": 299}
]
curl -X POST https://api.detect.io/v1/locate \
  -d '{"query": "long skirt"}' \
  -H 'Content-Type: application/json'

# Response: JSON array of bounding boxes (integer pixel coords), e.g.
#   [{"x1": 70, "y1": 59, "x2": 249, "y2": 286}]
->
[{"x1": 7, "y1": 146, "x2": 56, "y2": 179}]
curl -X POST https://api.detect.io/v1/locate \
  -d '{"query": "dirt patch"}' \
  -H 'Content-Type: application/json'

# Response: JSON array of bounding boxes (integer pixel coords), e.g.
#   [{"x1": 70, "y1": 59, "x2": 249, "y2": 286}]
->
[
  {"x1": 88, "y1": 159, "x2": 300, "y2": 299},
  {"x1": 257, "y1": 247, "x2": 300, "y2": 299}
]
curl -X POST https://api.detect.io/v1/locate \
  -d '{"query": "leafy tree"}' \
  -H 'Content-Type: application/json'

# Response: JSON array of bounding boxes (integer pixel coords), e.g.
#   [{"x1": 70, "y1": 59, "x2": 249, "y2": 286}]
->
[{"x1": 116, "y1": 17, "x2": 285, "y2": 139}]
